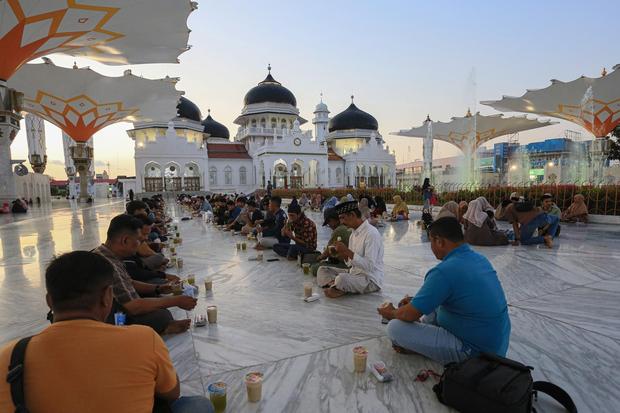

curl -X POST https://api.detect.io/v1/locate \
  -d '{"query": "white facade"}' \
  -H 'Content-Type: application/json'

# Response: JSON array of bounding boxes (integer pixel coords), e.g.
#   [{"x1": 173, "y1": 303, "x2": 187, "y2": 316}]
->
[
  {"x1": 15, "y1": 173, "x2": 51, "y2": 203},
  {"x1": 127, "y1": 69, "x2": 396, "y2": 194}
]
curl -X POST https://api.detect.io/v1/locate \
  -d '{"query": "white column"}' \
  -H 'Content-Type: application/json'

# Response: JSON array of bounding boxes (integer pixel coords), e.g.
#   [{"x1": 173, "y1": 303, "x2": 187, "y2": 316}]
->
[
  {"x1": 0, "y1": 81, "x2": 21, "y2": 204},
  {"x1": 25, "y1": 114, "x2": 47, "y2": 173}
]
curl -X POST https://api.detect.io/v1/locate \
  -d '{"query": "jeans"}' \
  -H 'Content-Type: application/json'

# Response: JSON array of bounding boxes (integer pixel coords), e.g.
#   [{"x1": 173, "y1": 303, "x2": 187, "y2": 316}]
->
[
  {"x1": 520, "y1": 213, "x2": 559, "y2": 245},
  {"x1": 170, "y1": 396, "x2": 214, "y2": 413},
  {"x1": 273, "y1": 243, "x2": 312, "y2": 259},
  {"x1": 386, "y1": 311, "x2": 471, "y2": 364}
]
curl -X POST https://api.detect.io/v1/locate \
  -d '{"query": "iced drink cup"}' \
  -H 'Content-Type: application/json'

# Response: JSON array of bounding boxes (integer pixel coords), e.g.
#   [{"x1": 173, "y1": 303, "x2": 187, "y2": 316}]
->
[
  {"x1": 204, "y1": 278, "x2": 213, "y2": 291},
  {"x1": 207, "y1": 382, "x2": 227, "y2": 413},
  {"x1": 244, "y1": 371, "x2": 263, "y2": 403},
  {"x1": 172, "y1": 283, "x2": 182, "y2": 296},
  {"x1": 303, "y1": 282, "x2": 313, "y2": 298},
  {"x1": 257, "y1": 252, "x2": 263, "y2": 261},
  {"x1": 187, "y1": 274, "x2": 195, "y2": 285},
  {"x1": 353, "y1": 346, "x2": 368, "y2": 373},
  {"x1": 302, "y1": 263, "x2": 310, "y2": 274},
  {"x1": 207, "y1": 305, "x2": 218, "y2": 323},
  {"x1": 241, "y1": 242, "x2": 247, "y2": 251},
  {"x1": 177, "y1": 258, "x2": 184, "y2": 269}
]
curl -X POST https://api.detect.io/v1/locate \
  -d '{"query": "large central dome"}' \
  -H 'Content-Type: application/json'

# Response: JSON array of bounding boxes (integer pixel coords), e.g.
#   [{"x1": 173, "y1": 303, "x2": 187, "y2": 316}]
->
[
  {"x1": 328, "y1": 102, "x2": 378, "y2": 132},
  {"x1": 244, "y1": 67, "x2": 297, "y2": 107},
  {"x1": 202, "y1": 110, "x2": 230, "y2": 139}
]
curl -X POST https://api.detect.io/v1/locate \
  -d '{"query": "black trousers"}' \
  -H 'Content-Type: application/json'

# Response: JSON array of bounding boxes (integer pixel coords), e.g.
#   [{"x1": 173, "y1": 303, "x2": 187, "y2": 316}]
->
[{"x1": 107, "y1": 305, "x2": 173, "y2": 335}]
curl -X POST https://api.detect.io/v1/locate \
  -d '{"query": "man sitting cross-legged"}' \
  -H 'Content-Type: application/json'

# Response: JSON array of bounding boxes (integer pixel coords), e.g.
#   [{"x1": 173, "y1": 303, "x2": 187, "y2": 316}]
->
[
  {"x1": 94, "y1": 214, "x2": 197, "y2": 335},
  {"x1": 273, "y1": 203, "x2": 317, "y2": 260},
  {"x1": 317, "y1": 201, "x2": 384, "y2": 298},
  {"x1": 255, "y1": 196, "x2": 289, "y2": 250},
  {"x1": 378, "y1": 217, "x2": 511, "y2": 364},
  {"x1": 0, "y1": 251, "x2": 214, "y2": 413},
  {"x1": 310, "y1": 207, "x2": 352, "y2": 276}
]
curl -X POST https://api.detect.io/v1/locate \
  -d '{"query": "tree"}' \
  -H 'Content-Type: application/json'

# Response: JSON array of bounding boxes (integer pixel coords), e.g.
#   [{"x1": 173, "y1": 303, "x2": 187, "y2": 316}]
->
[{"x1": 608, "y1": 126, "x2": 620, "y2": 161}]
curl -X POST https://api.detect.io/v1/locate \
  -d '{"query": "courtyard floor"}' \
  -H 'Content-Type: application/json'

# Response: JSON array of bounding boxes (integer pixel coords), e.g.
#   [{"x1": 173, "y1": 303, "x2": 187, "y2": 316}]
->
[{"x1": 1, "y1": 200, "x2": 619, "y2": 412}]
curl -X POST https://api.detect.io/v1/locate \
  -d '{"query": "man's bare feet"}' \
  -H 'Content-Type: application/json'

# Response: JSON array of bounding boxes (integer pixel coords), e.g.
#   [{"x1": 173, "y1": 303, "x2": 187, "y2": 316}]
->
[
  {"x1": 392, "y1": 344, "x2": 418, "y2": 355},
  {"x1": 162, "y1": 319, "x2": 191, "y2": 335},
  {"x1": 543, "y1": 235, "x2": 553, "y2": 249},
  {"x1": 324, "y1": 286, "x2": 345, "y2": 298}
]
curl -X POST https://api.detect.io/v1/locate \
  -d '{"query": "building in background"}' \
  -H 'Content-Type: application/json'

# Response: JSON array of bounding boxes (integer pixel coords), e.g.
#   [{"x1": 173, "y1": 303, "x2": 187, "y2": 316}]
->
[{"x1": 126, "y1": 67, "x2": 396, "y2": 195}]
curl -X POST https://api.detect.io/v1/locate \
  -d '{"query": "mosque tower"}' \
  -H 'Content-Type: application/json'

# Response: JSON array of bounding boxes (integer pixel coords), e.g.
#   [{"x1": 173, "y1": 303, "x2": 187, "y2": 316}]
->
[{"x1": 312, "y1": 93, "x2": 329, "y2": 143}]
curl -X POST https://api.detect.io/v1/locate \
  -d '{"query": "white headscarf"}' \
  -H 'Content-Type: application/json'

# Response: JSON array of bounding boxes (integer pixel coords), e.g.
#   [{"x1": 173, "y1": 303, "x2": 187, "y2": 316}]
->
[{"x1": 463, "y1": 197, "x2": 492, "y2": 228}]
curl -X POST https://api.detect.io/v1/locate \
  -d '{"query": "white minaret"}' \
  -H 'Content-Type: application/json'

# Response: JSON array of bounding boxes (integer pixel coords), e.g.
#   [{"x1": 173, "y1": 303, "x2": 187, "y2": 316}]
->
[{"x1": 312, "y1": 93, "x2": 329, "y2": 142}]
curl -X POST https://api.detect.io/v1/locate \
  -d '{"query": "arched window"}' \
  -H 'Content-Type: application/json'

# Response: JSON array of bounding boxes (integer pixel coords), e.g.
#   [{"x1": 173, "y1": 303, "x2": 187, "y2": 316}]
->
[
  {"x1": 251, "y1": 119, "x2": 257, "y2": 128},
  {"x1": 336, "y1": 167, "x2": 343, "y2": 184},
  {"x1": 271, "y1": 117, "x2": 277, "y2": 128},
  {"x1": 209, "y1": 167, "x2": 217, "y2": 185},
  {"x1": 239, "y1": 166, "x2": 247, "y2": 185},
  {"x1": 260, "y1": 118, "x2": 266, "y2": 128},
  {"x1": 280, "y1": 119, "x2": 287, "y2": 129},
  {"x1": 224, "y1": 166, "x2": 233, "y2": 185}
]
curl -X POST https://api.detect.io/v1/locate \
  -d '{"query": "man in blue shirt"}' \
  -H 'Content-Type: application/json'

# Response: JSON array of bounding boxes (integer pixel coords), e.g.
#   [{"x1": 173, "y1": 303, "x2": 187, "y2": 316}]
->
[
  {"x1": 256, "y1": 196, "x2": 289, "y2": 249},
  {"x1": 378, "y1": 217, "x2": 511, "y2": 364}
]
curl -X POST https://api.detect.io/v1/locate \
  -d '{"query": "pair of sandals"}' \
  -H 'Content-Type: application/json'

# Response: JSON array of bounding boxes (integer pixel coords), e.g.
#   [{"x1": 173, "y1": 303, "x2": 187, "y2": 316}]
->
[{"x1": 321, "y1": 281, "x2": 345, "y2": 298}]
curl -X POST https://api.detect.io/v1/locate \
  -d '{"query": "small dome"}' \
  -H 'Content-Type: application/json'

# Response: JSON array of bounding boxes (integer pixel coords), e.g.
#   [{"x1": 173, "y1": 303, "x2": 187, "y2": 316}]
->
[
  {"x1": 202, "y1": 110, "x2": 230, "y2": 139},
  {"x1": 328, "y1": 101, "x2": 378, "y2": 132},
  {"x1": 244, "y1": 67, "x2": 297, "y2": 107},
  {"x1": 176, "y1": 96, "x2": 202, "y2": 122},
  {"x1": 315, "y1": 101, "x2": 329, "y2": 113}
]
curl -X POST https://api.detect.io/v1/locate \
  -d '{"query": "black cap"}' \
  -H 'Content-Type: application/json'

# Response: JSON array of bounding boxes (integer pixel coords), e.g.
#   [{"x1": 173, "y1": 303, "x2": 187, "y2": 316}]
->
[
  {"x1": 323, "y1": 207, "x2": 338, "y2": 226},
  {"x1": 334, "y1": 201, "x2": 359, "y2": 215},
  {"x1": 288, "y1": 204, "x2": 301, "y2": 214}
]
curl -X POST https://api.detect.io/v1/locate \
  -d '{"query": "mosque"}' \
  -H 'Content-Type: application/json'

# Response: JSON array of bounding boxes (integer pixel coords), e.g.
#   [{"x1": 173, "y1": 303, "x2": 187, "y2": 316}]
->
[{"x1": 126, "y1": 66, "x2": 396, "y2": 195}]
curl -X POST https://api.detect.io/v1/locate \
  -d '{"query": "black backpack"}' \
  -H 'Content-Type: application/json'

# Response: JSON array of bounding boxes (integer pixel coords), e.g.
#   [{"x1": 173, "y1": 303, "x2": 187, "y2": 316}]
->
[{"x1": 433, "y1": 353, "x2": 577, "y2": 413}]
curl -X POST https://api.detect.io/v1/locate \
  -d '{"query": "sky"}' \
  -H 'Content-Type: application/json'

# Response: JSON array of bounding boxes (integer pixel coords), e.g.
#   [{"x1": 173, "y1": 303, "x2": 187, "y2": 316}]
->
[{"x1": 9, "y1": 0, "x2": 619, "y2": 179}]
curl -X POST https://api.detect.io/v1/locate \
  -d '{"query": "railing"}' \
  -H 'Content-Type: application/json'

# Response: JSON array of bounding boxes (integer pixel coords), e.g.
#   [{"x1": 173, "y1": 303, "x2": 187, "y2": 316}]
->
[{"x1": 272, "y1": 182, "x2": 620, "y2": 216}]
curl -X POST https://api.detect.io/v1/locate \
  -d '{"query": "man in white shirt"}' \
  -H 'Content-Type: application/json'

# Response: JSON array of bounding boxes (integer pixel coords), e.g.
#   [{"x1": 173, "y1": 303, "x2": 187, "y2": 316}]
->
[{"x1": 317, "y1": 201, "x2": 384, "y2": 298}]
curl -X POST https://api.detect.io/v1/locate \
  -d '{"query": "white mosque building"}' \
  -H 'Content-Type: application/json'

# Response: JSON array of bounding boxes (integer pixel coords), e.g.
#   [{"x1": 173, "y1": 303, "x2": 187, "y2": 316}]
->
[{"x1": 127, "y1": 67, "x2": 396, "y2": 194}]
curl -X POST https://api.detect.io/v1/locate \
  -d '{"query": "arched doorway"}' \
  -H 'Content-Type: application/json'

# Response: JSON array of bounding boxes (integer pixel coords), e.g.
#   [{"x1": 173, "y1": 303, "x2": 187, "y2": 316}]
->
[
  {"x1": 273, "y1": 161, "x2": 288, "y2": 189},
  {"x1": 144, "y1": 162, "x2": 163, "y2": 192},
  {"x1": 290, "y1": 161, "x2": 303, "y2": 189},
  {"x1": 164, "y1": 163, "x2": 181, "y2": 191},
  {"x1": 183, "y1": 162, "x2": 200, "y2": 191}
]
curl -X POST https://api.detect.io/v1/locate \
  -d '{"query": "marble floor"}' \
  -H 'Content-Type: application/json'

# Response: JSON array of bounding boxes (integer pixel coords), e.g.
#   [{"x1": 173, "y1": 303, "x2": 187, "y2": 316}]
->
[{"x1": 1, "y1": 200, "x2": 619, "y2": 412}]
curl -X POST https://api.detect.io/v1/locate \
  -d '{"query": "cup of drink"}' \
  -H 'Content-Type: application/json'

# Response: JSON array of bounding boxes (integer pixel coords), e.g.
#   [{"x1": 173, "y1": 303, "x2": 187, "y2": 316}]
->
[
  {"x1": 241, "y1": 242, "x2": 247, "y2": 251},
  {"x1": 176, "y1": 231, "x2": 180, "y2": 238},
  {"x1": 178, "y1": 237, "x2": 183, "y2": 245},
  {"x1": 244, "y1": 371, "x2": 263, "y2": 403},
  {"x1": 236, "y1": 242, "x2": 241, "y2": 250},
  {"x1": 353, "y1": 346, "x2": 368, "y2": 373},
  {"x1": 170, "y1": 246, "x2": 176, "y2": 254},
  {"x1": 302, "y1": 263, "x2": 310, "y2": 275},
  {"x1": 303, "y1": 282, "x2": 313, "y2": 298},
  {"x1": 114, "y1": 312, "x2": 126, "y2": 326},
  {"x1": 257, "y1": 252, "x2": 264, "y2": 261},
  {"x1": 207, "y1": 305, "x2": 218, "y2": 323},
  {"x1": 204, "y1": 277, "x2": 213, "y2": 291},
  {"x1": 170, "y1": 257, "x2": 177, "y2": 267},
  {"x1": 177, "y1": 258, "x2": 184, "y2": 269},
  {"x1": 208, "y1": 382, "x2": 227, "y2": 413},
  {"x1": 172, "y1": 283, "x2": 183, "y2": 296},
  {"x1": 187, "y1": 273, "x2": 195, "y2": 285}
]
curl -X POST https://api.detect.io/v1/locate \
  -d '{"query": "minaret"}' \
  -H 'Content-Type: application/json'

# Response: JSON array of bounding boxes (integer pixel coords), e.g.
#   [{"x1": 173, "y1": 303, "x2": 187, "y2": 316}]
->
[{"x1": 312, "y1": 93, "x2": 329, "y2": 142}]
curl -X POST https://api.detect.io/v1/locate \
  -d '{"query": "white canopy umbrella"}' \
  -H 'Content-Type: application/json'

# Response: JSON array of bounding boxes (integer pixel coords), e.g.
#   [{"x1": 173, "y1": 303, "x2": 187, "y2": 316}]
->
[
  {"x1": 0, "y1": 0, "x2": 197, "y2": 81},
  {"x1": 392, "y1": 110, "x2": 556, "y2": 183},
  {"x1": 9, "y1": 59, "x2": 181, "y2": 200},
  {"x1": 481, "y1": 65, "x2": 620, "y2": 138}
]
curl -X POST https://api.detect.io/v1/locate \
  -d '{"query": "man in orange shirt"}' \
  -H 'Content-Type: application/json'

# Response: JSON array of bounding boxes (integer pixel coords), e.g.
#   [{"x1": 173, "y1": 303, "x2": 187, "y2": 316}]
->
[{"x1": 0, "y1": 251, "x2": 214, "y2": 413}]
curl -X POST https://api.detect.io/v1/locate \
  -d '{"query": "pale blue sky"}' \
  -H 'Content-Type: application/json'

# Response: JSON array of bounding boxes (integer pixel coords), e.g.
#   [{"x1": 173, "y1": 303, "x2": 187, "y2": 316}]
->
[{"x1": 10, "y1": 0, "x2": 618, "y2": 178}]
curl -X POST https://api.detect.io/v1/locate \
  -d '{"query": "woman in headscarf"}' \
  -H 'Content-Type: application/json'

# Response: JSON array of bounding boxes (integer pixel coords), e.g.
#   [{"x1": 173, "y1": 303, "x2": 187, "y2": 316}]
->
[
  {"x1": 436, "y1": 201, "x2": 459, "y2": 220},
  {"x1": 463, "y1": 197, "x2": 508, "y2": 246},
  {"x1": 299, "y1": 193, "x2": 310, "y2": 209},
  {"x1": 322, "y1": 196, "x2": 338, "y2": 211},
  {"x1": 358, "y1": 197, "x2": 371, "y2": 221},
  {"x1": 391, "y1": 195, "x2": 409, "y2": 221},
  {"x1": 561, "y1": 194, "x2": 588, "y2": 223}
]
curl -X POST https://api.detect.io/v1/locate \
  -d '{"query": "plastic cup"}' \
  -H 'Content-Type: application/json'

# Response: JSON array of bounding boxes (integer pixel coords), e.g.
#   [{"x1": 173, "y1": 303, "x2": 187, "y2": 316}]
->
[
  {"x1": 244, "y1": 372, "x2": 263, "y2": 403},
  {"x1": 303, "y1": 282, "x2": 313, "y2": 298},
  {"x1": 172, "y1": 283, "x2": 182, "y2": 296},
  {"x1": 257, "y1": 252, "x2": 264, "y2": 261},
  {"x1": 241, "y1": 242, "x2": 247, "y2": 251},
  {"x1": 204, "y1": 278, "x2": 213, "y2": 291},
  {"x1": 302, "y1": 263, "x2": 310, "y2": 275},
  {"x1": 208, "y1": 382, "x2": 227, "y2": 413},
  {"x1": 207, "y1": 305, "x2": 218, "y2": 323},
  {"x1": 187, "y1": 274, "x2": 195, "y2": 285},
  {"x1": 177, "y1": 258, "x2": 184, "y2": 269},
  {"x1": 353, "y1": 346, "x2": 368, "y2": 373},
  {"x1": 236, "y1": 242, "x2": 241, "y2": 250},
  {"x1": 170, "y1": 246, "x2": 176, "y2": 254},
  {"x1": 176, "y1": 231, "x2": 180, "y2": 237}
]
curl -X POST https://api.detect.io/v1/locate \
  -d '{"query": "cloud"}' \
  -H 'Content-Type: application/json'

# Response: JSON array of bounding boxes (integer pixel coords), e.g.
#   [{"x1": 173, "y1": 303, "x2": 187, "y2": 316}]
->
[
  {"x1": 94, "y1": 160, "x2": 107, "y2": 167},
  {"x1": 49, "y1": 159, "x2": 64, "y2": 165}
]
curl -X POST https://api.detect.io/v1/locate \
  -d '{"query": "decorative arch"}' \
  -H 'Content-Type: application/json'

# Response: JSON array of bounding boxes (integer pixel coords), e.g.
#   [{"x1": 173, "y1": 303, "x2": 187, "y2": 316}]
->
[
  {"x1": 209, "y1": 166, "x2": 217, "y2": 185},
  {"x1": 239, "y1": 166, "x2": 247, "y2": 185},
  {"x1": 224, "y1": 165, "x2": 233, "y2": 185}
]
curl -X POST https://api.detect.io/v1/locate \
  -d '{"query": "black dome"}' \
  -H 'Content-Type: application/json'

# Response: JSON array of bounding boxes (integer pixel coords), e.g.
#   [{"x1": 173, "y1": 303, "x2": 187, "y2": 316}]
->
[
  {"x1": 328, "y1": 102, "x2": 378, "y2": 132},
  {"x1": 202, "y1": 111, "x2": 230, "y2": 139},
  {"x1": 176, "y1": 96, "x2": 202, "y2": 122},
  {"x1": 244, "y1": 69, "x2": 297, "y2": 107}
]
